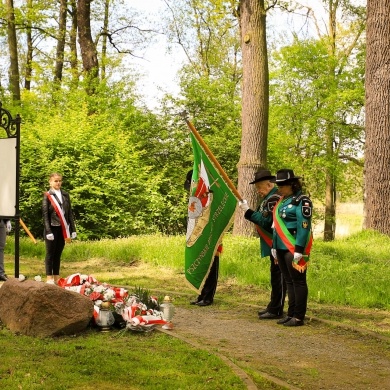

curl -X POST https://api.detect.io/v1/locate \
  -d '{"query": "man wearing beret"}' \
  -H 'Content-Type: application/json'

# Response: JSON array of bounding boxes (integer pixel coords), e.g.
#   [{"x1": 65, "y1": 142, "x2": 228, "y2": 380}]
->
[{"x1": 238, "y1": 168, "x2": 286, "y2": 319}]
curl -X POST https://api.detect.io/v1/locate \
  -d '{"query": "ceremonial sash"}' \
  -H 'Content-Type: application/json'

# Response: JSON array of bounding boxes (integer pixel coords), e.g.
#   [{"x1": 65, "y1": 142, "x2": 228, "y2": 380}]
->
[
  {"x1": 46, "y1": 192, "x2": 71, "y2": 242},
  {"x1": 273, "y1": 198, "x2": 313, "y2": 271},
  {"x1": 255, "y1": 225, "x2": 273, "y2": 248}
]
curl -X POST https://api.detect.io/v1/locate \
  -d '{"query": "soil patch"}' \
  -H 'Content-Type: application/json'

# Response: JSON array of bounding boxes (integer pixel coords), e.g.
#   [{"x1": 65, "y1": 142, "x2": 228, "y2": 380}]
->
[{"x1": 169, "y1": 305, "x2": 390, "y2": 390}]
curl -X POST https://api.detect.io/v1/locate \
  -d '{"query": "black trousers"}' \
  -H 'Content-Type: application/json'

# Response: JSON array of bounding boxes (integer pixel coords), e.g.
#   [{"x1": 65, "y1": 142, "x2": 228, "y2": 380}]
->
[
  {"x1": 196, "y1": 255, "x2": 219, "y2": 303},
  {"x1": 276, "y1": 249, "x2": 308, "y2": 321},
  {"x1": 45, "y1": 226, "x2": 65, "y2": 275},
  {"x1": 266, "y1": 255, "x2": 286, "y2": 316}
]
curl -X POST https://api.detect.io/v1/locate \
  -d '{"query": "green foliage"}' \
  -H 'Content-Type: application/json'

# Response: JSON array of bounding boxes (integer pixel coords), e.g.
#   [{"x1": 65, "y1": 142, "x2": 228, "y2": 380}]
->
[
  {"x1": 269, "y1": 35, "x2": 365, "y2": 203},
  {"x1": 15, "y1": 80, "x2": 191, "y2": 239}
]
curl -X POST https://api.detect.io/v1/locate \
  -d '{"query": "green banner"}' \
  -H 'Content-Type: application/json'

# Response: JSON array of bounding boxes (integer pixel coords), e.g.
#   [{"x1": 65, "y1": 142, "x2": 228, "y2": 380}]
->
[{"x1": 185, "y1": 132, "x2": 237, "y2": 292}]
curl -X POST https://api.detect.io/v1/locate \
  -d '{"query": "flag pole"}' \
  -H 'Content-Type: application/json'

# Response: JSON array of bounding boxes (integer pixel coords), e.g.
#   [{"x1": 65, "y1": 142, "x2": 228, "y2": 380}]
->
[
  {"x1": 179, "y1": 110, "x2": 243, "y2": 201},
  {"x1": 20, "y1": 218, "x2": 37, "y2": 244}
]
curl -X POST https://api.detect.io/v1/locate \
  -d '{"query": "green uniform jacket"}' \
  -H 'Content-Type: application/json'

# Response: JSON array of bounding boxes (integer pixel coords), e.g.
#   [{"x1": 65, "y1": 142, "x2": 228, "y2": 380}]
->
[
  {"x1": 244, "y1": 187, "x2": 281, "y2": 258},
  {"x1": 272, "y1": 191, "x2": 313, "y2": 253}
]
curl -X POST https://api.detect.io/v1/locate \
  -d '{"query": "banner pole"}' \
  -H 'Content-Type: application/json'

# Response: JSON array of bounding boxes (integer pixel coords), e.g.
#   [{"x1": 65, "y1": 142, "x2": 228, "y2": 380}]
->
[
  {"x1": 180, "y1": 111, "x2": 243, "y2": 201},
  {"x1": 20, "y1": 218, "x2": 37, "y2": 244}
]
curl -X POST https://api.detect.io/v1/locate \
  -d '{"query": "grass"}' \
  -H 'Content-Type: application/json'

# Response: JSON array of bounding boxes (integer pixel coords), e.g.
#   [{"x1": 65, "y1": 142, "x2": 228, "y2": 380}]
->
[
  {"x1": 1, "y1": 203, "x2": 389, "y2": 388},
  {"x1": 4, "y1": 228, "x2": 390, "y2": 311},
  {"x1": 0, "y1": 327, "x2": 247, "y2": 390}
]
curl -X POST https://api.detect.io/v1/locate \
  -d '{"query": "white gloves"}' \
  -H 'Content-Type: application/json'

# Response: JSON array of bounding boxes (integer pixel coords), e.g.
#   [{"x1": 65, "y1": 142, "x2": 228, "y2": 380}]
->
[
  {"x1": 293, "y1": 252, "x2": 303, "y2": 263},
  {"x1": 46, "y1": 233, "x2": 54, "y2": 241},
  {"x1": 71, "y1": 232, "x2": 77, "y2": 239},
  {"x1": 271, "y1": 248, "x2": 278, "y2": 260},
  {"x1": 239, "y1": 199, "x2": 249, "y2": 212},
  {"x1": 6, "y1": 220, "x2": 12, "y2": 233},
  {"x1": 292, "y1": 252, "x2": 307, "y2": 273}
]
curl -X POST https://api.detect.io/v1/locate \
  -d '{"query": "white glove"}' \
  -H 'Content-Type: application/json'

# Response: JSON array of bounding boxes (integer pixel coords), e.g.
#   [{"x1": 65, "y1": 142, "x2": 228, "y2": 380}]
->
[
  {"x1": 271, "y1": 248, "x2": 278, "y2": 260},
  {"x1": 71, "y1": 232, "x2": 77, "y2": 239},
  {"x1": 46, "y1": 233, "x2": 54, "y2": 241},
  {"x1": 6, "y1": 220, "x2": 12, "y2": 233},
  {"x1": 239, "y1": 199, "x2": 249, "y2": 211},
  {"x1": 293, "y1": 252, "x2": 303, "y2": 264}
]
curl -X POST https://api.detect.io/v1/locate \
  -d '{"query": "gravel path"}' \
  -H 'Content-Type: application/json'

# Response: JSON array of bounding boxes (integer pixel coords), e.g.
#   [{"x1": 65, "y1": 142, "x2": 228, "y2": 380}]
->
[{"x1": 167, "y1": 306, "x2": 390, "y2": 390}]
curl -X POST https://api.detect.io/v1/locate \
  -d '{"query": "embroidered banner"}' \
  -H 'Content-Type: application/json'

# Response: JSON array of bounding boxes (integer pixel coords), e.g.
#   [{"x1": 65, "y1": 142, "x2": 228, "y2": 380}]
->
[{"x1": 185, "y1": 132, "x2": 236, "y2": 292}]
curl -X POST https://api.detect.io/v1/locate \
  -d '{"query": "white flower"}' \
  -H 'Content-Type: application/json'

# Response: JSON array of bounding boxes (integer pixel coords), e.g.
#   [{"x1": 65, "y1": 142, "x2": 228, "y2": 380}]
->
[
  {"x1": 103, "y1": 288, "x2": 116, "y2": 302},
  {"x1": 94, "y1": 285, "x2": 105, "y2": 293},
  {"x1": 34, "y1": 275, "x2": 42, "y2": 282}
]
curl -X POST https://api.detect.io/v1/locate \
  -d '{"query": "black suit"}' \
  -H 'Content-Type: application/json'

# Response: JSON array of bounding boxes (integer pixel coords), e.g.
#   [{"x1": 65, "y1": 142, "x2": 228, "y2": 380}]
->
[{"x1": 42, "y1": 190, "x2": 76, "y2": 276}]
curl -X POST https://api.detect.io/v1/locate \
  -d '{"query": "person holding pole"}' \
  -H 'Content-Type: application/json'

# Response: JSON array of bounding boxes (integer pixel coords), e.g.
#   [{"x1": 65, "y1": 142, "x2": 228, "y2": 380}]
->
[
  {"x1": 42, "y1": 173, "x2": 77, "y2": 284},
  {"x1": 238, "y1": 169, "x2": 286, "y2": 319},
  {"x1": 0, "y1": 219, "x2": 12, "y2": 281}
]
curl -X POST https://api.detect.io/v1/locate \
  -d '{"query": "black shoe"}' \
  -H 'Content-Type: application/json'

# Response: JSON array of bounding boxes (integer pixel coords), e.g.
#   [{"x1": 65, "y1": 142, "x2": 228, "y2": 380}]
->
[
  {"x1": 196, "y1": 300, "x2": 212, "y2": 306},
  {"x1": 258, "y1": 308, "x2": 268, "y2": 316},
  {"x1": 283, "y1": 317, "x2": 304, "y2": 327},
  {"x1": 259, "y1": 311, "x2": 282, "y2": 319},
  {"x1": 190, "y1": 300, "x2": 200, "y2": 305},
  {"x1": 277, "y1": 316, "x2": 292, "y2": 325},
  {"x1": 0, "y1": 274, "x2": 8, "y2": 281}
]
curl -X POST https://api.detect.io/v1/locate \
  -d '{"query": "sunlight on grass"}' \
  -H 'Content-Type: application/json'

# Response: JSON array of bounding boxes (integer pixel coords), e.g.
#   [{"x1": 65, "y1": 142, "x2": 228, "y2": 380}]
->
[{"x1": 0, "y1": 328, "x2": 246, "y2": 389}]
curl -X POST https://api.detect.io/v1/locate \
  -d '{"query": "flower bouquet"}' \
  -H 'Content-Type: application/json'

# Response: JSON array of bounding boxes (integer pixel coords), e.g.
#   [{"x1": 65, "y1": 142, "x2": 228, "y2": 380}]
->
[{"x1": 56, "y1": 273, "x2": 170, "y2": 332}]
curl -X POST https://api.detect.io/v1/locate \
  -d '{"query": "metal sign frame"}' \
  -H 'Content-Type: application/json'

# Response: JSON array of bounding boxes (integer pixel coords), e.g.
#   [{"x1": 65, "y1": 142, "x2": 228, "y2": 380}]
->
[{"x1": 0, "y1": 101, "x2": 21, "y2": 277}]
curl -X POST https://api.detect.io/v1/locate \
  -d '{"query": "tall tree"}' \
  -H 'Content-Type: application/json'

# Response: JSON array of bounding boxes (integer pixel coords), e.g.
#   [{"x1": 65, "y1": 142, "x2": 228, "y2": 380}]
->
[
  {"x1": 269, "y1": 36, "x2": 365, "y2": 210},
  {"x1": 24, "y1": 0, "x2": 33, "y2": 90},
  {"x1": 54, "y1": 0, "x2": 68, "y2": 84},
  {"x1": 69, "y1": 0, "x2": 79, "y2": 85},
  {"x1": 6, "y1": 0, "x2": 20, "y2": 101},
  {"x1": 233, "y1": 0, "x2": 271, "y2": 236},
  {"x1": 77, "y1": 0, "x2": 99, "y2": 93},
  {"x1": 364, "y1": 0, "x2": 390, "y2": 235}
]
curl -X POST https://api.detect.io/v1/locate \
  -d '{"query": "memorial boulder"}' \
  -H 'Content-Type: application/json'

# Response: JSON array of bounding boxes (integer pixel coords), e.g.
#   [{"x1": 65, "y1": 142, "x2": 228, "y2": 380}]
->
[{"x1": 0, "y1": 278, "x2": 94, "y2": 337}]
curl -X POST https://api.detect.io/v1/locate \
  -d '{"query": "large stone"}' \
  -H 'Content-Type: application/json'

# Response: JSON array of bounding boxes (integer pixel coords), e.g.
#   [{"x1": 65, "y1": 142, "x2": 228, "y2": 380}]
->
[{"x1": 0, "y1": 278, "x2": 94, "y2": 337}]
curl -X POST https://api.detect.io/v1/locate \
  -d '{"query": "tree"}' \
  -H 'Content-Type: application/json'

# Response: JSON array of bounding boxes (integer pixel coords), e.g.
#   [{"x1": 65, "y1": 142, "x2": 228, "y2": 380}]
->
[
  {"x1": 77, "y1": 0, "x2": 99, "y2": 93},
  {"x1": 162, "y1": 0, "x2": 242, "y2": 180},
  {"x1": 6, "y1": 0, "x2": 20, "y2": 101},
  {"x1": 54, "y1": 0, "x2": 68, "y2": 84},
  {"x1": 232, "y1": 0, "x2": 273, "y2": 236},
  {"x1": 364, "y1": 0, "x2": 390, "y2": 235},
  {"x1": 269, "y1": 36, "x2": 365, "y2": 211},
  {"x1": 268, "y1": 0, "x2": 365, "y2": 240}
]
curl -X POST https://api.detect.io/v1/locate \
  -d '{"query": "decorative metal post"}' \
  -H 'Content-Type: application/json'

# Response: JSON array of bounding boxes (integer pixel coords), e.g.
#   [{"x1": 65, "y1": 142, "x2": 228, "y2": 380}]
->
[{"x1": 0, "y1": 102, "x2": 21, "y2": 278}]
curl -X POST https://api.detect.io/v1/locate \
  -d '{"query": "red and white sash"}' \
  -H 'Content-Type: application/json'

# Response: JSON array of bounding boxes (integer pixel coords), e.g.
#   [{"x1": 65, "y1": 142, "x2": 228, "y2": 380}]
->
[{"x1": 46, "y1": 191, "x2": 71, "y2": 242}]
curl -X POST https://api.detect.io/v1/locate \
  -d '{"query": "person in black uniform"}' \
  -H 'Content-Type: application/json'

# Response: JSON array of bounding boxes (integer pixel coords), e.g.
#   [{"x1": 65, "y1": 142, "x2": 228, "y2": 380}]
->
[
  {"x1": 42, "y1": 173, "x2": 77, "y2": 284},
  {"x1": 270, "y1": 169, "x2": 313, "y2": 327},
  {"x1": 184, "y1": 170, "x2": 221, "y2": 307},
  {"x1": 239, "y1": 168, "x2": 286, "y2": 319}
]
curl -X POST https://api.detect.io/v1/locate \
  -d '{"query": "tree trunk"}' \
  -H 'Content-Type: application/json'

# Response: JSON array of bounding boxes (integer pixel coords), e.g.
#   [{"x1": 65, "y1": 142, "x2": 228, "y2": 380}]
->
[
  {"x1": 24, "y1": 0, "x2": 33, "y2": 91},
  {"x1": 77, "y1": 0, "x2": 99, "y2": 93},
  {"x1": 69, "y1": 0, "x2": 79, "y2": 85},
  {"x1": 323, "y1": 165, "x2": 336, "y2": 240},
  {"x1": 323, "y1": 2, "x2": 337, "y2": 241},
  {"x1": 101, "y1": 0, "x2": 110, "y2": 80},
  {"x1": 233, "y1": 0, "x2": 269, "y2": 236},
  {"x1": 6, "y1": 0, "x2": 21, "y2": 101},
  {"x1": 54, "y1": 0, "x2": 68, "y2": 83},
  {"x1": 364, "y1": 0, "x2": 390, "y2": 235}
]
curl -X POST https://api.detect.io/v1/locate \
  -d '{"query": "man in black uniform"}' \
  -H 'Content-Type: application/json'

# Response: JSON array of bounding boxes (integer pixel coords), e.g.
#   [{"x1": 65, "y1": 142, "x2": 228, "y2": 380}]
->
[{"x1": 239, "y1": 169, "x2": 286, "y2": 319}]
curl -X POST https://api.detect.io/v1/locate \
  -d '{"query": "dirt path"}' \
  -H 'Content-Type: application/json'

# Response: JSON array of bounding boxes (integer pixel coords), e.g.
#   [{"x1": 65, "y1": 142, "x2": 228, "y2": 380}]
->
[{"x1": 166, "y1": 305, "x2": 390, "y2": 390}]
